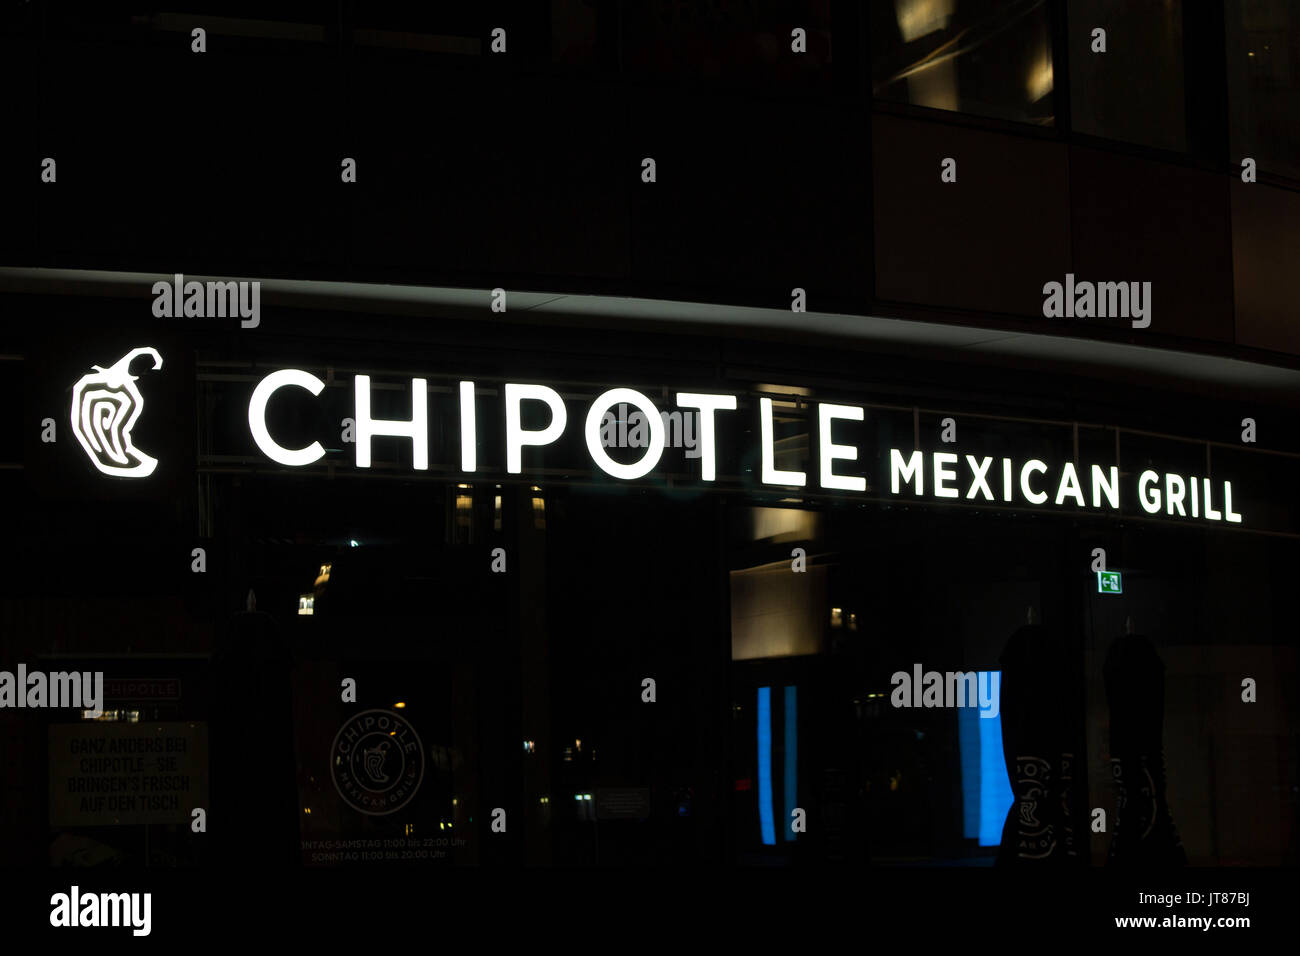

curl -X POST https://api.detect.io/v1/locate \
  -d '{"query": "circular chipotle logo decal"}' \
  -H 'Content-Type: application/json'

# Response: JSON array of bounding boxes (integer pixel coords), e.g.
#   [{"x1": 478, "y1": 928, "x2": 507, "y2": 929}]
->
[{"x1": 330, "y1": 709, "x2": 425, "y2": 816}]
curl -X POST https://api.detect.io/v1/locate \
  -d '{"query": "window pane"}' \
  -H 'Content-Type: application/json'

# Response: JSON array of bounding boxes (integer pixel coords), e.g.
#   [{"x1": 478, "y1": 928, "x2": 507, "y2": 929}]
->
[
  {"x1": 1225, "y1": 0, "x2": 1300, "y2": 180},
  {"x1": 621, "y1": 0, "x2": 835, "y2": 94},
  {"x1": 1068, "y1": 0, "x2": 1187, "y2": 152},
  {"x1": 871, "y1": 0, "x2": 1056, "y2": 126}
]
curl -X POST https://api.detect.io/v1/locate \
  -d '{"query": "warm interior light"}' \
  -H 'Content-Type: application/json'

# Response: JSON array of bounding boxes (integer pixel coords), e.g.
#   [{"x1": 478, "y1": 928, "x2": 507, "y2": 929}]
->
[
  {"x1": 895, "y1": 0, "x2": 955, "y2": 42},
  {"x1": 749, "y1": 507, "x2": 819, "y2": 543},
  {"x1": 1025, "y1": 52, "x2": 1054, "y2": 103}
]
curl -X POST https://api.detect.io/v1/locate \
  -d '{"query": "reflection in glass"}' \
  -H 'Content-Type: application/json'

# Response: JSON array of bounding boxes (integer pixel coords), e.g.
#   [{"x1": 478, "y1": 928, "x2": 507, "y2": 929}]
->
[
  {"x1": 872, "y1": 0, "x2": 1055, "y2": 126},
  {"x1": 757, "y1": 686, "x2": 776, "y2": 845}
]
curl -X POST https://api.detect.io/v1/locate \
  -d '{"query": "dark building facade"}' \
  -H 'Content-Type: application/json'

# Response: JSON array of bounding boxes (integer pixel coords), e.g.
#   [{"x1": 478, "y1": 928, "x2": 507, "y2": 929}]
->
[{"x1": 1, "y1": 0, "x2": 1297, "y2": 886}]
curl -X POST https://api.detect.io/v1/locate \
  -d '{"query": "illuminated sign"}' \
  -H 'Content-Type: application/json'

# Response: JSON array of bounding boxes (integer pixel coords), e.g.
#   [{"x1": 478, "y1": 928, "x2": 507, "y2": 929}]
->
[
  {"x1": 69, "y1": 347, "x2": 163, "y2": 478},
  {"x1": 1097, "y1": 571, "x2": 1122, "y2": 593},
  {"x1": 244, "y1": 370, "x2": 1246, "y2": 525}
]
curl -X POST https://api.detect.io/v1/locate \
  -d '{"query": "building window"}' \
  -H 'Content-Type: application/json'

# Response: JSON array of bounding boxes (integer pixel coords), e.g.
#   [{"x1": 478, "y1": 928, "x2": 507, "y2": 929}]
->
[
  {"x1": 871, "y1": 0, "x2": 1056, "y2": 126},
  {"x1": 449, "y1": 484, "x2": 474, "y2": 544},
  {"x1": 1068, "y1": 0, "x2": 1187, "y2": 152},
  {"x1": 621, "y1": 0, "x2": 835, "y2": 93},
  {"x1": 531, "y1": 487, "x2": 546, "y2": 530},
  {"x1": 1226, "y1": 0, "x2": 1300, "y2": 181}
]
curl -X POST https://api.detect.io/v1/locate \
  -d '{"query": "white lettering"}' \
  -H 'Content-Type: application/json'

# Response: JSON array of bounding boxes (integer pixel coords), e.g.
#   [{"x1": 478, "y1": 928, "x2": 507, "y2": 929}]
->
[
  {"x1": 760, "y1": 398, "x2": 806, "y2": 486},
  {"x1": 354, "y1": 375, "x2": 428, "y2": 470},
  {"x1": 1020, "y1": 460, "x2": 1048, "y2": 504},
  {"x1": 818, "y1": 404, "x2": 865, "y2": 491},
  {"x1": 586, "y1": 388, "x2": 665, "y2": 480},
  {"x1": 505, "y1": 383, "x2": 567, "y2": 474},
  {"x1": 248, "y1": 369, "x2": 326, "y2": 467},
  {"x1": 675, "y1": 393, "x2": 737, "y2": 481}
]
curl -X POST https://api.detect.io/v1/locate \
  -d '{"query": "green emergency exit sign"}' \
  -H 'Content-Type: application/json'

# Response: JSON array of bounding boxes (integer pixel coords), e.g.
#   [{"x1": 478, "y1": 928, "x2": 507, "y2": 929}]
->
[{"x1": 1097, "y1": 571, "x2": 1122, "y2": 594}]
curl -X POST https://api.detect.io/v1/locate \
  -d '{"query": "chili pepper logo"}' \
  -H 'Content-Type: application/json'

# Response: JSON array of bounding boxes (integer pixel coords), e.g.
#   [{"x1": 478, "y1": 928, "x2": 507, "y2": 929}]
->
[
  {"x1": 330, "y1": 710, "x2": 426, "y2": 816},
  {"x1": 69, "y1": 347, "x2": 163, "y2": 478}
]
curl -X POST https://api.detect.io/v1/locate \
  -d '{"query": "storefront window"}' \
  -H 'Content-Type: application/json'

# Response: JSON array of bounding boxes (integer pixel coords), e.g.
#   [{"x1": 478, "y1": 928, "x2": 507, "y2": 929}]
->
[
  {"x1": 173, "y1": 359, "x2": 1300, "y2": 866},
  {"x1": 7, "y1": 299, "x2": 1300, "y2": 875}
]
